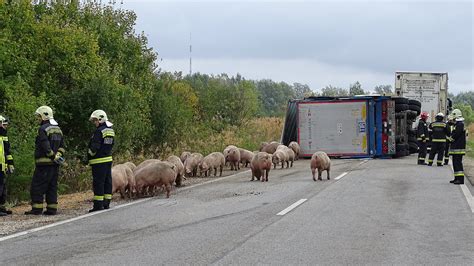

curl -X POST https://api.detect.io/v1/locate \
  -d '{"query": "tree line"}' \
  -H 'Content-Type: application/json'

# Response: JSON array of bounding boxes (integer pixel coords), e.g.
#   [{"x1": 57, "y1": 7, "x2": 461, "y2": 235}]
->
[
  {"x1": 0, "y1": 1, "x2": 310, "y2": 201},
  {"x1": 1, "y1": 1, "x2": 471, "y2": 201}
]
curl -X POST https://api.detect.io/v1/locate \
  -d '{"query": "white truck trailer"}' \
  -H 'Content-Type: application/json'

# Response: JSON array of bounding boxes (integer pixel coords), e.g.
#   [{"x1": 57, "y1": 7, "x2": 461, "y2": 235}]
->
[{"x1": 394, "y1": 72, "x2": 451, "y2": 122}]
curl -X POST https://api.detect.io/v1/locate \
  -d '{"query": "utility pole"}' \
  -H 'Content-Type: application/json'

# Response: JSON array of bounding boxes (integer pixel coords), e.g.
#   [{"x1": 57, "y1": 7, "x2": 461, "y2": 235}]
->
[{"x1": 189, "y1": 32, "x2": 192, "y2": 76}]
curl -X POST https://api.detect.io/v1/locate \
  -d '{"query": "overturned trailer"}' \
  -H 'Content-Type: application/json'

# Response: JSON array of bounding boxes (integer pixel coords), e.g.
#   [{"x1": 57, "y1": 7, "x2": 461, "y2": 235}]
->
[{"x1": 281, "y1": 96, "x2": 397, "y2": 158}]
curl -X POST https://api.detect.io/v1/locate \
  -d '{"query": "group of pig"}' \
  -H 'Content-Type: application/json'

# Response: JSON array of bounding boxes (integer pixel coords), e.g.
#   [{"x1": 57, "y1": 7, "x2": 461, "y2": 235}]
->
[{"x1": 110, "y1": 140, "x2": 331, "y2": 199}]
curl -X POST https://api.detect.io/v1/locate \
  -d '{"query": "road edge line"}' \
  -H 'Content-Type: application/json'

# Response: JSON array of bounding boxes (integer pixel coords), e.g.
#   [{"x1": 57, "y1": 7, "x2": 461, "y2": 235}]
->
[{"x1": 0, "y1": 170, "x2": 251, "y2": 243}]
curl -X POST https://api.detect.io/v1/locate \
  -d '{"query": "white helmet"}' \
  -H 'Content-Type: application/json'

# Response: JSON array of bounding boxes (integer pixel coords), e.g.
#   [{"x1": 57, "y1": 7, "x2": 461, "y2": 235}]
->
[
  {"x1": 0, "y1": 115, "x2": 8, "y2": 125},
  {"x1": 90, "y1": 110, "x2": 113, "y2": 126},
  {"x1": 35, "y1": 106, "x2": 54, "y2": 120},
  {"x1": 451, "y1": 109, "x2": 463, "y2": 119},
  {"x1": 436, "y1": 112, "x2": 444, "y2": 118}
]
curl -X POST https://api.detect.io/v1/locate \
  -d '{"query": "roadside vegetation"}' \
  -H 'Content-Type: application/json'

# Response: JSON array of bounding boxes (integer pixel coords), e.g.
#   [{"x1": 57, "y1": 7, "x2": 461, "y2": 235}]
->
[{"x1": 1, "y1": 1, "x2": 472, "y2": 203}]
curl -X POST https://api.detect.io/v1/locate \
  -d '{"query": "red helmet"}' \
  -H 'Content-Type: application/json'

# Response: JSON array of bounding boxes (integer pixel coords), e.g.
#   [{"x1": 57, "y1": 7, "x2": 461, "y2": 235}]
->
[{"x1": 420, "y1": 112, "x2": 429, "y2": 120}]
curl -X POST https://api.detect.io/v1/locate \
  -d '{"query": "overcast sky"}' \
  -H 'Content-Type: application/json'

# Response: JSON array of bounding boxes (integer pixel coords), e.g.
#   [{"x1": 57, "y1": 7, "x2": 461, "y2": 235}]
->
[{"x1": 119, "y1": 0, "x2": 473, "y2": 94}]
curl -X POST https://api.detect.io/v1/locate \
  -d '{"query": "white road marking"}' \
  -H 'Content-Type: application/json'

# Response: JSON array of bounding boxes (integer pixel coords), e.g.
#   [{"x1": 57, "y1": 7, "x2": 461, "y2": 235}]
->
[
  {"x1": 358, "y1": 159, "x2": 369, "y2": 166},
  {"x1": 449, "y1": 164, "x2": 473, "y2": 213},
  {"x1": 0, "y1": 170, "x2": 251, "y2": 243},
  {"x1": 335, "y1": 172, "x2": 348, "y2": 180},
  {"x1": 0, "y1": 198, "x2": 151, "y2": 242},
  {"x1": 277, "y1": 199, "x2": 307, "y2": 216},
  {"x1": 460, "y1": 185, "x2": 474, "y2": 213}
]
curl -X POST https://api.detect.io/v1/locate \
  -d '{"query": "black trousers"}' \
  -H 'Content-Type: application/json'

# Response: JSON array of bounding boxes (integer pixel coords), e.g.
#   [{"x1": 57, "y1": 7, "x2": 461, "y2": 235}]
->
[
  {"x1": 30, "y1": 165, "x2": 59, "y2": 210},
  {"x1": 417, "y1": 141, "x2": 427, "y2": 163},
  {"x1": 92, "y1": 162, "x2": 112, "y2": 201},
  {"x1": 444, "y1": 142, "x2": 450, "y2": 164},
  {"x1": 452, "y1": 154, "x2": 464, "y2": 183},
  {"x1": 428, "y1": 142, "x2": 445, "y2": 165},
  {"x1": 0, "y1": 171, "x2": 6, "y2": 206}
]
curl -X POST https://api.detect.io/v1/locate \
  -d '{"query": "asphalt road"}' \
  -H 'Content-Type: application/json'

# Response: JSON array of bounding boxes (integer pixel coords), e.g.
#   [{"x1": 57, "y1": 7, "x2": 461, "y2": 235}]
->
[{"x1": 0, "y1": 156, "x2": 472, "y2": 265}]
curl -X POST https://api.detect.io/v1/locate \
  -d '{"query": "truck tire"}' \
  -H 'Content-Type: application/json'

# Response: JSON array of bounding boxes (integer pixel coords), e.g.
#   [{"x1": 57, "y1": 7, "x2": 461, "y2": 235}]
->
[
  {"x1": 407, "y1": 128, "x2": 416, "y2": 136},
  {"x1": 409, "y1": 142, "x2": 418, "y2": 154},
  {"x1": 395, "y1": 104, "x2": 409, "y2": 112},
  {"x1": 392, "y1": 97, "x2": 409, "y2": 105},
  {"x1": 409, "y1": 104, "x2": 421, "y2": 115},
  {"x1": 408, "y1": 135, "x2": 416, "y2": 143},
  {"x1": 395, "y1": 135, "x2": 404, "y2": 143},
  {"x1": 396, "y1": 143, "x2": 407, "y2": 152},
  {"x1": 408, "y1": 99, "x2": 421, "y2": 107},
  {"x1": 406, "y1": 110, "x2": 418, "y2": 120},
  {"x1": 395, "y1": 143, "x2": 408, "y2": 157}
]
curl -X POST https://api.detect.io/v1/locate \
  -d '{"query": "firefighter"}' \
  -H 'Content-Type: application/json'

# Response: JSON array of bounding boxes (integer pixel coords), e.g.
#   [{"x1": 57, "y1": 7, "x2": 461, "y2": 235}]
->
[
  {"x1": 88, "y1": 110, "x2": 114, "y2": 212},
  {"x1": 416, "y1": 112, "x2": 429, "y2": 165},
  {"x1": 444, "y1": 114, "x2": 455, "y2": 165},
  {"x1": 25, "y1": 106, "x2": 65, "y2": 215},
  {"x1": 448, "y1": 109, "x2": 466, "y2": 185},
  {"x1": 427, "y1": 113, "x2": 448, "y2": 166},
  {"x1": 0, "y1": 115, "x2": 14, "y2": 216}
]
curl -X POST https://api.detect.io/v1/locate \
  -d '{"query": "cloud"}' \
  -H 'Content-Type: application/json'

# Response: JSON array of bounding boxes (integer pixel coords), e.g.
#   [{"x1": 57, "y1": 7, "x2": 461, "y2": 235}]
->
[{"x1": 120, "y1": 0, "x2": 472, "y2": 94}]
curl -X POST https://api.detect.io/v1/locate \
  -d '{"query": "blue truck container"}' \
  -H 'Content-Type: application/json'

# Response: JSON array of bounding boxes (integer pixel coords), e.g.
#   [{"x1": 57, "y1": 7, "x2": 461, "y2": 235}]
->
[{"x1": 281, "y1": 96, "x2": 396, "y2": 158}]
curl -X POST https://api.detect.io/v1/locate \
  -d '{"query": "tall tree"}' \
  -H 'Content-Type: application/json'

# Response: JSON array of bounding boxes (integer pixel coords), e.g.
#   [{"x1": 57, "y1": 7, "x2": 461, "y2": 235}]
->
[
  {"x1": 374, "y1": 85, "x2": 393, "y2": 95},
  {"x1": 321, "y1": 85, "x2": 348, "y2": 96},
  {"x1": 349, "y1": 81, "x2": 365, "y2": 95}
]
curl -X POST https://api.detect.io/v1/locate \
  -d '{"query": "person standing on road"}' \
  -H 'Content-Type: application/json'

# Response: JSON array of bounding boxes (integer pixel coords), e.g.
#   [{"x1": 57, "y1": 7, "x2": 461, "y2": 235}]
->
[
  {"x1": 88, "y1": 110, "x2": 114, "y2": 213},
  {"x1": 448, "y1": 109, "x2": 466, "y2": 185},
  {"x1": 0, "y1": 115, "x2": 14, "y2": 216},
  {"x1": 417, "y1": 112, "x2": 429, "y2": 165},
  {"x1": 444, "y1": 114, "x2": 455, "y2": 165},
  {"x1": 25, "y1": 106, "x2": 65, "y2": 215},
  {"x1": 427, "y1": 113, "x2": 448, "y2": 166}
]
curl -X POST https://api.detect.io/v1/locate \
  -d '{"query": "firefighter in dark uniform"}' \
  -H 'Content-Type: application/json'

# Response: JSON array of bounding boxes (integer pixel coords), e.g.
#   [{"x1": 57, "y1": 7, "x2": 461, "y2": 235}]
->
[
  {"x1": 88, "y1": 110, "x2": 114, "y2": 212},
  {"x1": 25, "y1": 106, "x2": 65, "y2": 215},
  {"x1": 417, "y1": 112, "x2": 429, "y2": 165},
  {"x1": 444, "y1": 114, "x2": 455, "y2": 165},
  {"x1": 0, "y1": 115, "x2": 14, "y2": 216},
  {"x1": 448, "y1": 109, "x2": 466, "y2": 185},
  {"x1": 427, "y1": 113, "x2": 448, "y2": 166}
]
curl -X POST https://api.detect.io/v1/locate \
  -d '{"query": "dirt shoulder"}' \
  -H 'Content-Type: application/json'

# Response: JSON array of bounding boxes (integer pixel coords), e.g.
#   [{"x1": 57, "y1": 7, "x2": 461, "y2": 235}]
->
[{"x1": 0, "y1": 168, "x2": 249, "y2": 237}]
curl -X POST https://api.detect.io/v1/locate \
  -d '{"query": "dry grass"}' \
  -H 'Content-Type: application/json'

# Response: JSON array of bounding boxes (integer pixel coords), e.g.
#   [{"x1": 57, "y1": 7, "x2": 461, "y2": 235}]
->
[{"x1": 154, "y1": 117, "x2": 284, "y2": 159}]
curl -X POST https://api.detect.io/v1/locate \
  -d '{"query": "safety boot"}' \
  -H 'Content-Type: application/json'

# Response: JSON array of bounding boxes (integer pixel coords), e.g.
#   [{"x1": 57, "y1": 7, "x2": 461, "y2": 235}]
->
[
  {"x1": 103, "y1": 199, "x2": 110, "y2": 210},
  {"x1": 449, "y1": 179, "x2": 456, "y2": 183},
  {"x1": 43, "y1": 209, "x2": 57, "y2": 216},
  {"x1": 88, "y1": 200, "x2": 104, "y2": 213},
  {"x1": 453, "y1": 177, "x2": 464, "y2": 185},
  {"x1": 24, "y1": 208, "x2": 43, "y2": 215}
]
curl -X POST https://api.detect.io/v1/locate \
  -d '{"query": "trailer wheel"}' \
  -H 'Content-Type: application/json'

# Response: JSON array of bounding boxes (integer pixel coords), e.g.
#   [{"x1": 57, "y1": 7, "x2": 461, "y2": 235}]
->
[
  {"x1": 396, "y1": 143, "x2": 407, "y2": 152},
  {"x1": 395, "y1": 104, "x2": 409, "y2": 112},
  {"x1": 408, "y1": 99, "x2": 421, "y2": 107},
  {"x1": 408, "y1": 141, "x2": 418, "y2": 154},
  {"x1": 406, "y1": 110, "x2": 418, "y2": 120},
  {"x1": 408, "y1": 135, "x2": 417, "y2": 143},
  {"x1": 409, "y1": 104, "x2": 421, "y2": 115},
  {"x1": 392, "y1": 97, "x2": 409, "y2": 105}
]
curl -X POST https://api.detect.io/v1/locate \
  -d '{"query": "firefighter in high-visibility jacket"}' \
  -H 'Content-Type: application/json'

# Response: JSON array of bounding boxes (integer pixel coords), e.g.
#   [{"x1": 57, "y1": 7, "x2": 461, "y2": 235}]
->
[
  {"x1": 448, "y1": 109, "x2": 466, "y2": 185},
  {"x1": 416, "y1": 112, "x2": 429, "y2": 165},
  {"x1": 25, "y1": 106, "x2": 65, "y2": 215},
  {"x1": 444, "y1": 114, "x2": 455, "y2": 165},
  {"x1": 427, "y1": 113, "x2": 448, "y2": 166},
  {"x1": 0, "y1": 115, "x2": 14, "y2": 216},
  {"x1": 88, "y1": 110, "x2": 114, "y2": 212}
]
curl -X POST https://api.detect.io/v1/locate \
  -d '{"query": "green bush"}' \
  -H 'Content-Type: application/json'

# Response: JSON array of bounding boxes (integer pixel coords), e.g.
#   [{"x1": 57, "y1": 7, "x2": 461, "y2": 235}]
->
[{"x1": 2, "y1": 76, "x2": 48, "y2": 203}]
